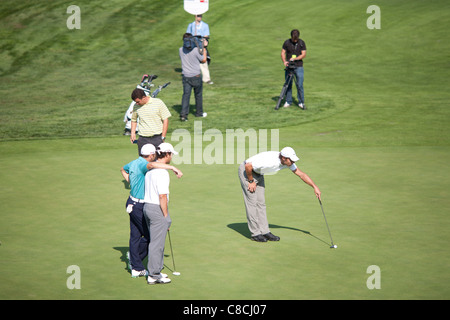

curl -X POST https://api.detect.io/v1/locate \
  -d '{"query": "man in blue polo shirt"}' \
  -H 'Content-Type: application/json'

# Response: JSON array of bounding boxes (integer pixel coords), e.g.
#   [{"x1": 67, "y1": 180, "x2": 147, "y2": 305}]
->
[
  {"x1": 186, "y1": 14, "x2": 213, "y2": 84},
  {"x1": 121, "y1": 144, "x2": 183, "y2": 277}
]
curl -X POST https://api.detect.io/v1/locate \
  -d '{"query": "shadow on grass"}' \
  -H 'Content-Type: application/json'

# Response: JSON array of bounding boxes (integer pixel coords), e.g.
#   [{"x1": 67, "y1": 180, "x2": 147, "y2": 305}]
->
[
  {"x1": 113, "y1": 246, "x2": 175, "y2": 275},
  {"x1": 227, "y1": 222, "x2": 330, "y2": 246},
  {"x1": 113, "y1": 246, "x2": 131, "y2": 274}
]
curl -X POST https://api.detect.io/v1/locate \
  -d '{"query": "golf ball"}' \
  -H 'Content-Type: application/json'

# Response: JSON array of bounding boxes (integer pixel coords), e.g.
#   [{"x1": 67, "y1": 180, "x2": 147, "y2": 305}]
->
[{"x1": 331, "y1": 245, "x2": 337, "y2": 248}]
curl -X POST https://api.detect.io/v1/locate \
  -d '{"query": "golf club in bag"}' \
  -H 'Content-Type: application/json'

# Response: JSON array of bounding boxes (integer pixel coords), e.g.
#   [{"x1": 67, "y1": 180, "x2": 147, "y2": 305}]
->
[{"x1": 123, "y1": 74, "x2": 171, "y2": 136}]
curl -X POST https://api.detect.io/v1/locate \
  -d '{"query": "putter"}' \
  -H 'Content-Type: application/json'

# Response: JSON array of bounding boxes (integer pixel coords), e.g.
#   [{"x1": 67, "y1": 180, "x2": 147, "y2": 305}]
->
[
  {"x1": 318, "y1": 199, "x2": 337, "y2": 249},
  {"x1": 168, "y1": 230, "x2": 181, "y2": 275}
]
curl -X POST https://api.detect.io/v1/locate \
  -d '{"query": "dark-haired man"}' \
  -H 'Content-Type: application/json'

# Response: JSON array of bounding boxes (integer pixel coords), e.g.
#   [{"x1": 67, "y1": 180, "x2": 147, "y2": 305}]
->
[
  {"x1": 281, "y1": 29, "x2": 307, "y2": 109},
  {"x1": 144, "y1": 143, "x2": 179, "y2": 284},
  {"x1": 130, "y1": 88, "x2": 171, "y2": 155}
]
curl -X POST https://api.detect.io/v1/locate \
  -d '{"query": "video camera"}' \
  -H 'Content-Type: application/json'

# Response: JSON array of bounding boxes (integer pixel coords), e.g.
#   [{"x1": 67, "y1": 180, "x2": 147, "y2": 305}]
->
[
  {"x1": 286, "y1": 60, "x2": 297, "y2": 70},
  {"x1": 183, "y1": 35, "x2": 207, "y2": 53}
]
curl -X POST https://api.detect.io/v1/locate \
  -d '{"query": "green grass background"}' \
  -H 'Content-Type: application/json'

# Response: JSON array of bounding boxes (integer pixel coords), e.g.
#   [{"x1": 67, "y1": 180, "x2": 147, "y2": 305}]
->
[{"x1": 0, "y1": 0, "x2": 449, "y2": 300}]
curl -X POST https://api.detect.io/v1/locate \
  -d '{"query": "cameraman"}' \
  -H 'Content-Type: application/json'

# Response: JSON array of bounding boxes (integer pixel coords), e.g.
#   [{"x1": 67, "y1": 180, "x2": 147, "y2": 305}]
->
[
  {"x1": 281, "y1": 29, "x2": 307, "y2": 109},
  {"x1": 186, "y1": 14, "x2": 213, "y2": 84},
  {"x1": 179, "y1": 33, "x2": 208, "y2": 121}
]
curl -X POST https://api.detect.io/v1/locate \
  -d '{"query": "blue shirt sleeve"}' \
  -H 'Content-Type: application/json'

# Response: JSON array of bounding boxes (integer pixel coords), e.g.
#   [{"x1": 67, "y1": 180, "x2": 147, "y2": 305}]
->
[
  {"x1": 123, "y1": 162, "x2": 131, "y2": 173},
  {"x1": 138, "y1": 160, "x2": 149, "y2": 175},
  {"x1": 186, "y1": 22, "x2": 193, "y2": 34},
  {"x1": 203, "y1": 23, "x2": 210, "y2": 36}
]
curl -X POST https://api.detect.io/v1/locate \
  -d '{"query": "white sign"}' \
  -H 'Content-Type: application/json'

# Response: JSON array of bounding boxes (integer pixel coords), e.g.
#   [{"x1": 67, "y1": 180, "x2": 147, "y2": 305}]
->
[{"x1": 184, "y1": 0, "x2": 209, "y2": 15}]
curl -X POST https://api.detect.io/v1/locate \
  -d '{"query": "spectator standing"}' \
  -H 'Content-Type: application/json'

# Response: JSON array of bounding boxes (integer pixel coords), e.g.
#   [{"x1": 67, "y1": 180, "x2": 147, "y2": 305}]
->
[{"x1": 186, "y1": 14, "x2": 213, "y2": 84}]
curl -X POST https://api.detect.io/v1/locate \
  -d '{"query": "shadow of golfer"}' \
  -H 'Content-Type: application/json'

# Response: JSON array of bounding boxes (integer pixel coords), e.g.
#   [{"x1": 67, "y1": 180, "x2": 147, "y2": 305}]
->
[
  {"x1": 113, "y1": 246, "x2": 175, "y2": 275},
  {"x1": 113, "y1": 246, "x2": 131, "y2": 274},
  {"x1": 122, "y1": 179, "x2": 130, "y2": 190},
  {"x1": 227, "y1": 222, "x2": 330, "y2": 246}
]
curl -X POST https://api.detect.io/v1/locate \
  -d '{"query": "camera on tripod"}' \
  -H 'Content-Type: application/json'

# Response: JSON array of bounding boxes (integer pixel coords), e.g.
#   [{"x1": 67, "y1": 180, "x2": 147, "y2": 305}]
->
[{"x1": 286, "y1": 60, "x2": 297, "y2": 70}]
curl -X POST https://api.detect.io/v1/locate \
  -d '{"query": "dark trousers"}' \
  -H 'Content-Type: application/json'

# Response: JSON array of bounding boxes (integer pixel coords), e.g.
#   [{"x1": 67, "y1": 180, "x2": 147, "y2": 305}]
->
[
  {"x1": 137, "y1": 134, "x2": 163, "y2": 156},
  {"x1": 126, "y1": 196, "x2": 150, "y2": 271},
  {"x1": 181, "y1": 75, "x2": 203, "y2": 118}
]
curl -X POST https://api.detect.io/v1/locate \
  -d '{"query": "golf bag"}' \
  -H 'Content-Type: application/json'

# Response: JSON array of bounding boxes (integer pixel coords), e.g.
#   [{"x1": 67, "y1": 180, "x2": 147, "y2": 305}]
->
[{"x1": 123, "y1": 74, "x2": 171, "y2": 135}]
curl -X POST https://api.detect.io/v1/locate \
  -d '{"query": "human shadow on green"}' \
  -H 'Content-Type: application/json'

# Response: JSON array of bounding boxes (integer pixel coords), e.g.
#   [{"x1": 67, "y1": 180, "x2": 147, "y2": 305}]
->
[{"x1": 227, "y1": 222, "x2": 330, "y2": 246}]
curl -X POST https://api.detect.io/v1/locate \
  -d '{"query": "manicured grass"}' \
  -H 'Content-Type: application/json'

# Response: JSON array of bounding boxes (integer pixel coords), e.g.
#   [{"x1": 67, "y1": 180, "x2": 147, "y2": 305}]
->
[
  {"x1": 0, "y1": 138, "x2": 448, "y2": 299},
  {"x1": 0, "y1": 0, "x2": 449, "y2": 300},
  {"x1": 1, "y1": 0, "x2": 447, "y2": 144}
]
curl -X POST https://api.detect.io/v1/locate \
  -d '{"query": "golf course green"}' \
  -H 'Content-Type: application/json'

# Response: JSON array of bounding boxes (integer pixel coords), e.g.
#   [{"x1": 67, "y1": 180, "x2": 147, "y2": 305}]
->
[{"x1": 0, "y1": 0, "x2": 449, "y2": 300}]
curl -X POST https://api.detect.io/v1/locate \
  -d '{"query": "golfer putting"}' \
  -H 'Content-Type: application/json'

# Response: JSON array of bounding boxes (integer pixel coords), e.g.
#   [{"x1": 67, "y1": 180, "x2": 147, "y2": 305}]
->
[{"x1": 238, "y1": 147, "x2": 321, "y2": 242}]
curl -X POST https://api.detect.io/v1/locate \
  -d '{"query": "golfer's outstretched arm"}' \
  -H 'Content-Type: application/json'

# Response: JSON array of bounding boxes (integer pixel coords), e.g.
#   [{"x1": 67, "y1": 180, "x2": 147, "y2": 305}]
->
[
  {"x1": 293, "y1": 168, "x2": 321, "y2": 200},
  {"x1": 146, "y1": 162, "x2": 183, "y2": 178}
]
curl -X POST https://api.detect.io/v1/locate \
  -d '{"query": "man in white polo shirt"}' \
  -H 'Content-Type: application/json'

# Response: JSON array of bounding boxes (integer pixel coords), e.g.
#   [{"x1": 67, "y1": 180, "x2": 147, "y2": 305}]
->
[
  {"x1": 144, "y1": 143, "x2": 179, "y2": 284},
  {"x1": 238, "y1": 147, "x2": 321, "y2": 242}
]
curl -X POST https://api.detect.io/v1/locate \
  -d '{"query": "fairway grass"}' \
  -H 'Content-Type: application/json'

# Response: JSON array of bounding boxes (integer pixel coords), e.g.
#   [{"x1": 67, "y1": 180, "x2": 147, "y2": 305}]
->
[{"x1": 0, "y1": 138, "x2": 448, "y2": 299}]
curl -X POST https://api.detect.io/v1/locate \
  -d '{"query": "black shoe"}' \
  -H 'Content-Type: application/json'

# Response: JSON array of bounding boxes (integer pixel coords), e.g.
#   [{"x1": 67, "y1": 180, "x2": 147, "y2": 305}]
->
[
  {"x1": 180, "y1": 116, "x2": 188, "y2": 122},
  {"x1": 251, "y1": 234, "x2": 268, "y2": 242},
  {"x1": 263, "y1": 232, "x2": 280, "y2": 241}
]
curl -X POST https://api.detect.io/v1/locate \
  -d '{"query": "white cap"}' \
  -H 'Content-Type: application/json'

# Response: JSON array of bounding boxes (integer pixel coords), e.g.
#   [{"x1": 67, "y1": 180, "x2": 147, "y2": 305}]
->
[
  {"x1": 280, "y1": 147, "x2": 299, "y2": 162},
  {"x1": 141, "y1": 144, "x2": 156, "y2": 156},
  {"x1": 158, "y1": 142, "x2": 179, "y2": 155}
]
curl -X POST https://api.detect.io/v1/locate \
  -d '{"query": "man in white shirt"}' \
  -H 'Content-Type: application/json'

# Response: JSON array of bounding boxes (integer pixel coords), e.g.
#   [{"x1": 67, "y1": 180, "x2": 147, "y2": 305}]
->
[
  {"x1": 144, "y1": 143, "x2": 179, "y2": 284},
  {"x1": 238, "y1": 147, "x2": 321, "y2": 242}
]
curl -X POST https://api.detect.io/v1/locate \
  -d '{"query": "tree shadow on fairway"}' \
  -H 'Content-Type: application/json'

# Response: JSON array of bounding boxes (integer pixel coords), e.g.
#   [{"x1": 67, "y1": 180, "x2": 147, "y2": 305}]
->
[{"x1": 227, "y1": 222, "x2": 330, "y2": 246}]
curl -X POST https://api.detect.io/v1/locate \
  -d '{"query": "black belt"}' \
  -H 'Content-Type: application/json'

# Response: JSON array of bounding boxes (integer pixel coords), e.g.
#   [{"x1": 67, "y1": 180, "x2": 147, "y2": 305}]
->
[{"x1": 140, "y1": 133, "x2": 162, "y2": 138}]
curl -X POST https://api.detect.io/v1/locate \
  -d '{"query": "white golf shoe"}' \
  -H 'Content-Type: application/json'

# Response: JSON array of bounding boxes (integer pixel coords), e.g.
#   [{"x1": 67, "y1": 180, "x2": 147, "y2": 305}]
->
[
  {"x1": 131, "y1": 269, "x2": 148, "y2": 278},
  {"x1": 147, "y1": 275, "x2": 171, "y2": 285}
]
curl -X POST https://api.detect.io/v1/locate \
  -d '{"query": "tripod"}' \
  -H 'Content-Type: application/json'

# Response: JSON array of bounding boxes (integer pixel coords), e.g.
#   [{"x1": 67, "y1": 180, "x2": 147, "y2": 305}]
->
[{"x1": 275, "y1": 67, "x2": 304, "y2": 110}]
